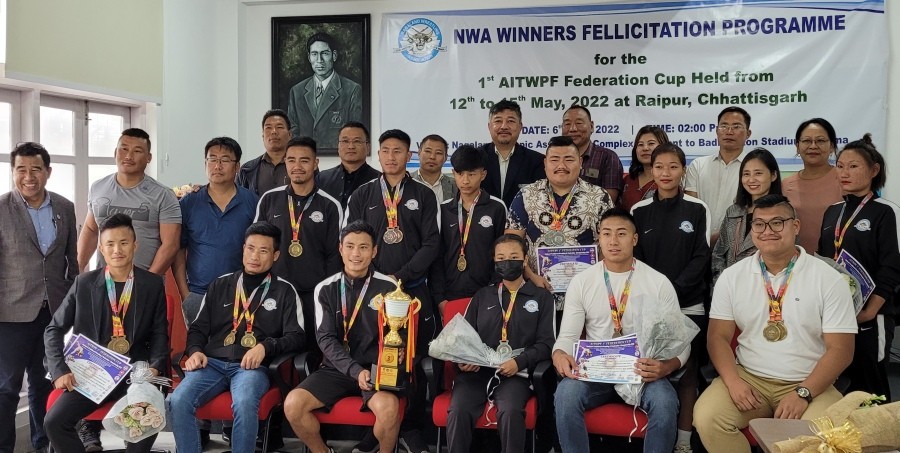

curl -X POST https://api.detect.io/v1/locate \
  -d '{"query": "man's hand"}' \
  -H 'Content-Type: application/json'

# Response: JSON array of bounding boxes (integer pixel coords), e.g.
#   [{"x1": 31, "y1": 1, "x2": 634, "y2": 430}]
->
[
  {"x1": 497, "y1": 359, "x2": 519, "y2": 377},
  {"x1": 725, "y1": 378, "x2": 764, "y2": 412},
  {"x1": 635, "y1": 358, "x2": 677, "y2": 383},
  {"x1": 54, "y1": 373, "x2": 77, "y2": 391},
  {"x1": 358, "y1": 370, "x2": 373, "y2": 391},
  {"x1": 774, "y1": 392, "x2": 809, "y2": 420},
  {"x1": 149, "y1": 368, "x2": 159, "y2": 377},
  {"x1": 184, "y1": 351, "x2": 208, "y2": 371},
  {"x1": 528, "y1": 274, "x2": 553, "y2": 292},
  {"x1": 240, "y1": 344, "x2": 267, "y2": 370},
  {"x1": 553, "y1": 350, "x2": 577, "y2": 378},
  {"x1": 458, "y1": 363, "x2": 480, "y2": 373}
]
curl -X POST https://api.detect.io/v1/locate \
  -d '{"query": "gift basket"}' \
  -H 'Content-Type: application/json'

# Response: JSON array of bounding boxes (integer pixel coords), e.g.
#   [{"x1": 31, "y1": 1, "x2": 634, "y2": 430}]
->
[{"x1": 101, "y1": 362, "x2": 172, "y2": 442}]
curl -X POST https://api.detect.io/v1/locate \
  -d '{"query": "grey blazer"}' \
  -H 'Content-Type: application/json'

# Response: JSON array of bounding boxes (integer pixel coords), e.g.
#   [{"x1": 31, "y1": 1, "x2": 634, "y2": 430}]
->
[
  {"x1": 0, "y1": 190, "x2": 78, "y2": 322},
  {"x1": 711, "y1": 203, "x2": 757, "y2": 288},
  {"x1": 411, "y1": 171, "x2": 457, "y2": 202}
]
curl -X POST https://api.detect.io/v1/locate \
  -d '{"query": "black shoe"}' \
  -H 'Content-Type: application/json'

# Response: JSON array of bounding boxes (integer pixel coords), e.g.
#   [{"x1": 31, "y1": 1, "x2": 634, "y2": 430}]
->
[
  {"x1": 352, "y1": 430, "x2": 379, "y2": 453},
  {"x1": 76, "y1": 420, "x2": 102, "y2": 453},
  {"x1": 399, "y1": 430, "x2": 430, "y2": 453},
  {"x1": 222, "y1": 426, "x2": 232, "y2": 445},
  {"x1": 200, "y1": 428, "x2": 211, "y2": 448}
]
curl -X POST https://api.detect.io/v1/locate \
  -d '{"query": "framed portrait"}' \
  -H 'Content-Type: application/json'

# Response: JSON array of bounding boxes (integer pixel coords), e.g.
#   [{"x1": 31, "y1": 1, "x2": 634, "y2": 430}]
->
[{"x1": 272, "y1": 14, "x2": 371, "y2": 155}]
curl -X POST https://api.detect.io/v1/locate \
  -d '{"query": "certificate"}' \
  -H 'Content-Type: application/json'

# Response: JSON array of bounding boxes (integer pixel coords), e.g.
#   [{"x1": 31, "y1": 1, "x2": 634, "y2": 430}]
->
[
  {"x1": 536, "y1": 245, "x2": 599, "y2": 293},
  {"x1": 573, "y1": 335, "x2": 641, "y2": 384},
  {"x1": 836, "y1": 249, "x2": 875, "y2": 309},
  {"x1": 63, "y1": 334, "x2": 133, "y2": 404}
]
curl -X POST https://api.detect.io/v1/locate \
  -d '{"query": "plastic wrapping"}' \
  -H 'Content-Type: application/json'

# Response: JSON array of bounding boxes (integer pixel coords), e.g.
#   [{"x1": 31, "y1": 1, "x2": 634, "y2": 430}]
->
[
  {"x1": 101, "y1": 362, "x2": 170, "y2": 443},
  {"x1": 428, "y1": 314, "x2": 523, "y2": 368}
]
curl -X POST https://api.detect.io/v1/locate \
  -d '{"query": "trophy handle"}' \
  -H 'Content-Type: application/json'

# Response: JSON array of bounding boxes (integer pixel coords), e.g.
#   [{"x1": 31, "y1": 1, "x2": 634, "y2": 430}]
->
[
  {"x1": 371, "y1": 294, "x2": 384, "y2": 310},
  {"x1": 410, "y1": 298, "x2": 422, "y2": 314}
]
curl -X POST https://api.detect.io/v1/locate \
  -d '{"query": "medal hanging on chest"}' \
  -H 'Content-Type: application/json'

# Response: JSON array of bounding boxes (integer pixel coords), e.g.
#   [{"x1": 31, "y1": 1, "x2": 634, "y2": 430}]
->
[
  {"x1": 380, "y1": 177, "x2": 405, "y2": 245},
  {"x1": 832, "y1": 192, "x2": 873, "y2": 259},
  {"x1": 457, "y1": 193, "x2": 480, "y2": 272},
  {"x1": 759, "y1": 254, "x2": 798, "y2": 342},
  {"x1": 225, "y1": 273, "x2": 272, "y2": 348},
  {"x1": 496, "y1": 282, "x2": 525, "y2": 356},
  {"x1": 543, "y1": 184, "x2": 574, "y2": 247},
  {"x1": 105, "y1": 268, "x2": 135, "y2": 355},
  {"x1": 287, "y1": 193, "x2": 315, "y2": 258},
  {"x1": 603, "y1": 261, "x2": 635, "y2": 338}
]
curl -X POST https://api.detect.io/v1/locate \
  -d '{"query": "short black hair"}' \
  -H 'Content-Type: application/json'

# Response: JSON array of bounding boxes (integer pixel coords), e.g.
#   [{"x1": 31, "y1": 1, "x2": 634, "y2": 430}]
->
[
  {"x1": 340, "y1": 220, "x2": 376, "y2": 244},
  {"x1": 493, "y1": 233, "x2": 528, "y2": 256},
  {"x1": 262, "y1": 109, "x2": 291, "y2": 130},
  {"x1": 450, "y1": 145, "x2": 487, "y2": 172},
  {"x1": 599, "y1": 207, "x2": 637, "y2": 231},
  {"x1": 546, "y1": 135, "x2": 575, "y2": 149},
  {"x1": 752, "y1": 194, "x2": 797, "y2": 218},
  {"x1": 717, "y1": 106, "x2": 751, "y2": 128},
  {"x1": 734, "y1": 148, "x2": 782, "y2": 208},
  {"x1": 839, "y1": 133, "x2": 886, "y2": 192},
  {"x1": 11, "y1": 142, "x2": 51, "y2": 168},
  {"x1": 121, "y1": 128, "x2": 151, "y2": 152},
  {"x1": 420, "y1": 134, "x2": 448, "y2": 149},
  {"x1": 307, "y1": 32, "x2": 336, "y2": 52},
  {"x1": 563, "y1": 105, "x2": 592, "y2": 121},
  {"x1": 340, "y1": 122, "x2": 370, "y2": 142},
  {"x1": 650, "y1": 142, "x2": 686, "y2": 167},
  {"x1": 379, "y1": 129, "x2": 411, "y2": 148},
  {"x1": 287, "y1": 136, "x2": 317, "y2": 156},
  {"x1": 488, "y1": 99, "x2": 522, "y2": 119},
  {"x1": 245, "y1": 221, "x2": 281, "y2": 250},
  {"x1": 99, "y1": 213, "x2": 136, "y2": 239},
  {"x1": 204, "y1": 137, "x2": 243, "y2": 161},
  {"x1": 795, "y1": 118, "x2": 837, "y2": 151}
]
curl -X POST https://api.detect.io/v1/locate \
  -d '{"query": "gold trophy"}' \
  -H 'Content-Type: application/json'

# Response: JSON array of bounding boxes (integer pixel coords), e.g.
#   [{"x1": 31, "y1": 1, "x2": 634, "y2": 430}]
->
[{"x1": 370, "y1": 280, "x2": 421, "y2": 391}]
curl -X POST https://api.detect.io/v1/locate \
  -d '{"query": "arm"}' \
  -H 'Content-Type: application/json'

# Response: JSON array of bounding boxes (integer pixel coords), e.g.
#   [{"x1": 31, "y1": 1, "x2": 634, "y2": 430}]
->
[
  {"x1": 395, "y1": 190, "x2": 441, "y2": 283},
  {"x1": 552, "y1": 279, "x2": 587, "y2": 378},
  {"x1": 148, "y1": 223, "x2": 181, "y2": 275},
  {"x1": 260, "y1": 285, "x2": 305, "y2": 357},
  {"x1": 863, "y1": 211, "x2": 900, "y2": 320},
  {"x1": 44, "y1": 280, "x2": 79, "y2": 381},
  {"x1": 148, "y1": 277, "x2": 170, "y2": 373},
  {"x1": 185, "y1": 292, "x2": 210, "y2": 358},
  {"x1": 775, "y1": 332, "x2": 854, "y2": 419},
  {"x1": 77, "y1": 211, "x2": 99, "y2": 272},
  {"x1": 710, "y1": 217, "x2": 730, "y2": 286},
  {"x1": 325, "y1": 201, "x2": 343, "y2": 277},
  {"x1": 63, "y1": 202, "x2": 79, "y2": 280},
  {"x1": 672, "y1": 209, "x2": 711, "y2": 300},
  {"x1": 315, "y1": 286, "x2": 365, "y2": 379},
  {"x1": 514, "y1": 291, "x2": 555, "y2": 373},
  {"x1": 172, "y1": 249, "x2": 190, "y2": 299}
]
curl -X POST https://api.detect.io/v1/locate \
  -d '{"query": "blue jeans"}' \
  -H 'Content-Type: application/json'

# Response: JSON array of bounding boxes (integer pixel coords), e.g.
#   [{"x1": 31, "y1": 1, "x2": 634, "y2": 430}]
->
[
  {"x1": 168, "y1": 358, "x2": 269, "y2": 453},
  {"x1": 555, "y1": 378, "x2": 678, "y2": 453}
]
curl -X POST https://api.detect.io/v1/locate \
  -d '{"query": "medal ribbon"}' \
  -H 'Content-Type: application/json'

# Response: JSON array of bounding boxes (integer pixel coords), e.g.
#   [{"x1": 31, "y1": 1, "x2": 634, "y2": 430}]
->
[
  {"x1": 379, "y1": 177, "x2": 405, "y2": 230},
  {"x1": 497, "y1": 281, "x2": 526, "y2": 342},
  {"x1": 547, "y1": 182, "x2": 575, "y2": 231},
  {"x1": 759, "y1": 254, "x2": 798, "y2": 323},
  {"x1": 833, "y1": 192, "x2": 873, "y2": 259},
  {"x1": 602, "y1": 260, "x2": 636, "y2": 335},
  {"x1": 287, "y1": 193, "x2": 316, "y2": 243},
  {"x1": 457, "y1": 192, "x2": 480, "y2": 260},
  {"x1": 231, "y1": 273, "x2": 272, "y2": 335},
  {"x1": 340, "y1": 274, "x2": 371, "y2": 345},
  {"x1": 104, "y1": 267, "x2": 135, "y2": 339}
]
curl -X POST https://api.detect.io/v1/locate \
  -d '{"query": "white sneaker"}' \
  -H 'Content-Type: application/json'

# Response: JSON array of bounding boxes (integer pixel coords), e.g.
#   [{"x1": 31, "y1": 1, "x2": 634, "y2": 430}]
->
[{"x1": 673, "y1": 443, "x2": 693, "y2": 453}]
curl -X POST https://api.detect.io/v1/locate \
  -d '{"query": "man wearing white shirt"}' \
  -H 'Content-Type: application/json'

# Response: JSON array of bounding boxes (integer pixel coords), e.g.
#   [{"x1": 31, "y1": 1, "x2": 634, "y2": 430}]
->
[
  {"x1": 552, "y1": 208, "x2": 686, "y2": 453},
  {"x1": 694, "y1": 194, "x2": 856, "y2": 453},
  {"x1": 411, "y1": 134, "x2": 456, "y2": 203}
]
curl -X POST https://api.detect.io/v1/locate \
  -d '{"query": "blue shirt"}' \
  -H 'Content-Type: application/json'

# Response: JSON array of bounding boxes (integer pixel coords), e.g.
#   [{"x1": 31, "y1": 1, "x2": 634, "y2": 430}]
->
[
  {"x1": 24, "y1": 192, "x2": 56, "y2": 255},
  {"x1": 180, "y1": 185, "x2": 259, "y2": 294}
]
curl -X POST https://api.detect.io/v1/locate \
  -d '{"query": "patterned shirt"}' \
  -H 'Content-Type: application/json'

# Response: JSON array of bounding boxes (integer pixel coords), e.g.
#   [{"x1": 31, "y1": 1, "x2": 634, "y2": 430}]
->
[{"x1": 580, "y1": 143, "x2": 624, "y2": 192}]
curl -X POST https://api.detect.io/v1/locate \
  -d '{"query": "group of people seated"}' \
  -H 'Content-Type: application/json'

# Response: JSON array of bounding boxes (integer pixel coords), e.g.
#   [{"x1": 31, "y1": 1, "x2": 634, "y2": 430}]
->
[{"x1": 2, "y1": 99, "x2": 897, "y2": 453}]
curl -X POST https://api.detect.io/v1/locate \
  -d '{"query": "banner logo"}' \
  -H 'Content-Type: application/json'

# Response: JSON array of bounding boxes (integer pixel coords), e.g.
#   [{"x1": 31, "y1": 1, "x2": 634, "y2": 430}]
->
[{"x1": 397, "y1": 18, "x2": 445, "y2": 63}]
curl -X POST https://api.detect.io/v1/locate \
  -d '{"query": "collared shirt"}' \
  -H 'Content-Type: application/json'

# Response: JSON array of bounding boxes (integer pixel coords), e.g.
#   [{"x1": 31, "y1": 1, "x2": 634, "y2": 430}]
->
[
  {"x1": 684, "y1": 150, "x2": 746, "y2": 233},
  {"x1": 316, "y1": 162, "x2": 381, "y2": 208},
  {"x1": 317, "y1": 71, "x2": 336, "y2": 93},
  {"x1": 180, "y1": 185, "x2": 259, "y2": 294},
  {"x1": 256, "y1": 153, "x2": 289, "y2": 195},
  {"x1": 496, "y1": 147, "x2": 516, "y2": 196},
  {"x1": 23, "y1": 191, "x2": 56, "y2": 255},
  {"x1": 580, "y1": 143, "x2": 624, "y2": 192},
  {"x1": 413, "y1": 172, "x2": 447, "y2": 204}
]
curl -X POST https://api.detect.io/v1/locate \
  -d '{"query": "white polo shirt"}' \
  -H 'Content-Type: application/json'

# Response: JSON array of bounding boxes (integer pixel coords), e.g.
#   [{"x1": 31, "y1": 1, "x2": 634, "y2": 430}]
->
[
  {"x1": 684, "y1": 151, "x2": 746, "y2": 233},
  {"x1": 710, "y1": 247, "x2": 858, "y2": 382}
]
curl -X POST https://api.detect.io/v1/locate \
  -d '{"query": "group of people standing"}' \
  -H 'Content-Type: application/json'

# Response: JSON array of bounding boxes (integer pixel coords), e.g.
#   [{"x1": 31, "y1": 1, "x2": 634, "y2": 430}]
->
[{"x1": 0, "y1": 99, "x2": 896, "y2": 453}]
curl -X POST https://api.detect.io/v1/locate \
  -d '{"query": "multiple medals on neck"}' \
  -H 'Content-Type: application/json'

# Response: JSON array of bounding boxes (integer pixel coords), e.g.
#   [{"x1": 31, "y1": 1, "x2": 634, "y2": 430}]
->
[
  {"x1": 759, "y1": 254, "x2": 798, "y2": 342},
  {"x1": 457, "y1": 192, "x2": 480, "y2": 272},
  {"x1": 380, "y1": 177, "x2": 405, "y2": 245},
  {"x1": 287, "y1": 193, "x2": 315, "y2": 257},
  {"x1": 105, "y1": 267, "x2": 135, "y2": 355},
  {"x1": 224, "y1": 273, "x2": 272, "y2": 348},
  {"x1": 496, "y1": 281, "x2": 525, "y2": 355},
  {"x1": 543, "y1": 183, "x2": 575, "y2": 247},
  {"x1": 340, "y1": 274, "x2": 371, "y2": 353},
  {"x1": 602, "y1": 260, "x2": 635, "y2": 338}
]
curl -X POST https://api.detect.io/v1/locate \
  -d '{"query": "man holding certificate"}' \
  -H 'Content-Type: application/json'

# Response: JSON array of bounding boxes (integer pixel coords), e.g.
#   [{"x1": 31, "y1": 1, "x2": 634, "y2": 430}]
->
[
  {"x1": 44, "y1": 213, "x2": 169, "y2": 453},
  {"x1": 552, "y1": 208, "x2": 686, "y2": 453}
]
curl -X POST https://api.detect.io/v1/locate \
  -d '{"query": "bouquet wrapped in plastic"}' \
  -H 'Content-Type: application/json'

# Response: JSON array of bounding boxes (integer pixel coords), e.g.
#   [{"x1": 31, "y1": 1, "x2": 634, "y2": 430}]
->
[
  {"x1": 814, "y1": 253, "x2": 865, "y2": 314},
  {"x1": 428, "y1": 314, "x2": 523, "y2": 368},
  {"x1": 102, "y1": 362, "x2": 171, "y2": 443}
]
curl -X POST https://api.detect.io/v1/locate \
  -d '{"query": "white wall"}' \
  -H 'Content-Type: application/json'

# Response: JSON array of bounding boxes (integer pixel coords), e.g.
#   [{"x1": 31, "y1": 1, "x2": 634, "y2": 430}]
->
[{"x1": 161, "y1": 0, "x2": 900, "y2": 200}]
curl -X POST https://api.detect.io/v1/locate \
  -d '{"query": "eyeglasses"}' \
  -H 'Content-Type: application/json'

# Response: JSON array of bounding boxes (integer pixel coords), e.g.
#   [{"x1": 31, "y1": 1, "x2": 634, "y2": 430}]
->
[
  {"x1": 717, "y1": 124, "x2": 746, "y2": 132},
  {"x1": 798, "y1": 138, "x2": 830, "y2": 148},
  {"x1": 750, "y1": 217, "x2": 795, "y2": 233},
  {"x1": 205, "y1": 157, "x2": 236, "y2": 165},
  {"x1": 339, "y1": 139, "x2": 367, "y2": 147}
]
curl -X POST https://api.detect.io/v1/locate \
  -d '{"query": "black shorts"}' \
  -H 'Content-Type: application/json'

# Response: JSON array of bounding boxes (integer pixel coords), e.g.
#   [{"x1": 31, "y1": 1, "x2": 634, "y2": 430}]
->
[{"x1": 297, "y1": 367, "x2": 376, "y2": 412}]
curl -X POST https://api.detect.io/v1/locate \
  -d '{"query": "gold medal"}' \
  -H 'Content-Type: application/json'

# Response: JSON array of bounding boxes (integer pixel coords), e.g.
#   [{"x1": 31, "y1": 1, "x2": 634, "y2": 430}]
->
[
  {"x1": 776, "y1": 321, "x2": 788, "y2": 341},
  {"x1": 613, "y1": 328, "x2": 623, "y2": 338},
  {"x1": 108, "y1": 336, "x2": 130, "y2": 354},
  {"x1": 763, "y1": 322, "x2": 782, "y2": 342},
  {"x1": 240, "y1": 332, "x2": 257, "y2": 348},
  {"x1": 224, "y1": 330, "x2": 236, "y2": 346},
  {"x1": 457, "y1": 255, "x2": 467, "y2": 272},
  {"x1": 288, "y1": 240, "x2": 303, "y2": 257}
]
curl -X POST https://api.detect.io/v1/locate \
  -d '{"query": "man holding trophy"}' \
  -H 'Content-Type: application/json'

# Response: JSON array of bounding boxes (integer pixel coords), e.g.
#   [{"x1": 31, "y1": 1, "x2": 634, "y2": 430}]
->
[{"x1": 285, "y1": 220, "x2": 420, "y2": 453}]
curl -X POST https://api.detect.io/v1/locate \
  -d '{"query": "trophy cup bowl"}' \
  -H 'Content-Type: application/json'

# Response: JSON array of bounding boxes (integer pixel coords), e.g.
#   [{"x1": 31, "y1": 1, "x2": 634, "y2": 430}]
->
[{"x1": 370, "y1": 280, "x2": 421, "y2": 390}]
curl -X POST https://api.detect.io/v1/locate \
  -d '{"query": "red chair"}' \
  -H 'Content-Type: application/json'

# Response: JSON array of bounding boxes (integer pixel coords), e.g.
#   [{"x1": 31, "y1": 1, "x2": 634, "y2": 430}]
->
[{"x1": 422, "y1": 298, "x2": 555, "y2": 452}]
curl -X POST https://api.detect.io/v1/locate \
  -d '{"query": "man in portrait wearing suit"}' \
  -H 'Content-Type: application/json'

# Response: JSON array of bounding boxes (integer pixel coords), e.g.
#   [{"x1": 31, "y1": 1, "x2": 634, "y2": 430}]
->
[
  {"x1": 0, "y1": 142, "x2": 78, "y2": 453},
  {"x1": 479, "y1": 99, "x2": 546, "y2": 207},
  {"x1": 287, "y1": 32, "x2": 363, "y2": 150}
]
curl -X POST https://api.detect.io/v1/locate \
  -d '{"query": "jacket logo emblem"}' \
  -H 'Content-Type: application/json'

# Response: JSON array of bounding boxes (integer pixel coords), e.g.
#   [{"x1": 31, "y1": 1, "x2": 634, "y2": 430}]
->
[
  {"x1": 263, "y1": 298, "x2": 277, "y2": 311},
  {"x1": 310, "y1": 211, "x2": 324, "y2": 223},
  {"x1": 405, "y1": 199, "x2": 419, "y2": 210},
  {"x1": 855, "y1": 219, "x2": 871, "y2": 231},
  {"x1": 479, "y1": 215, "x2": 493, "y2": 228},
  {"x1": 679, "y1": 221, "x2": 694, "y2": 233}
]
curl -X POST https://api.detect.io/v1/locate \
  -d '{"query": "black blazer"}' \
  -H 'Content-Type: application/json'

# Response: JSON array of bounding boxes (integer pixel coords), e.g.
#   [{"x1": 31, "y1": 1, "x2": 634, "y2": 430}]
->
[
  {"x1": 479, "y1": 143, "x2": 546, "y2": 207},
  {"x1": 44, "y1": 267, "x2": 169, "y2": 381}
]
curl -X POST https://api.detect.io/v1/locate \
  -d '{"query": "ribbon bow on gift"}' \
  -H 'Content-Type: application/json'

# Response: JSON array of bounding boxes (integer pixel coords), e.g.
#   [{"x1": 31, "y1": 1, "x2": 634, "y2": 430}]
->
[{"x1": 809, "y1": 417, "x2": 862, "y2": 453}]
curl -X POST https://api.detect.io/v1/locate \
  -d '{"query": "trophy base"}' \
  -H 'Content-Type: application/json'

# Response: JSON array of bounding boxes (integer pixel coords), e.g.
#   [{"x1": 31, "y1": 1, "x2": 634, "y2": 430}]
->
[{"x1": 369, "y1": 364, "x2": 408, "y2": 392}]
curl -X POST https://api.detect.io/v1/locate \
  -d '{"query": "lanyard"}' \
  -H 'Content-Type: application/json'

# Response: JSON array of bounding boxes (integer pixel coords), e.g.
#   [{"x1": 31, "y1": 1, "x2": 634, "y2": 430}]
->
[
  {"x1": 287, "y1": 193, "x2": 315, "y2": 243},
  {"x1": 104, "y1": 267, "x2": 135, "y2": 339},
  {"x1": 547, "y1": 182, "x2": 575, "y2": 231},
  {"x1": 497, "y1": 281, "x2": 526, "y2": 342},
  {"x1": 833, "y1": 193, "x2": 873, "y2": 259},
  {"x1": 340, "y1": 274, "x2": 371, "y2": 345},
  {"x1": 379, "y1": 176, "x2": 404, "y2": 229},
  {"x1": 758, "y1": 254, "x2": 798, "y2": 323},
  {"x1": 232, "y1": 273, "x2": 272, "y2": 334},
  {"x1": 602, "y1": 260, "x2": 635, "y2": 336},
  {"x1": 457, "y1": 192, "x2": 480, "y2": 259}
]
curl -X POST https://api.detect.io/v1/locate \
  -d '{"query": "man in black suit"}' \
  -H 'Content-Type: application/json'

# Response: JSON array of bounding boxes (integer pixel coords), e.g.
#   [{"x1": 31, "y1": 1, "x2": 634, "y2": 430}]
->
[
  {"x1": 479, "y1": 99, "x2": 546, "y2": 207},
  {"x1": 44, "y1": 214, "x2": 169, "y2": 453},
  {"x1": 0, "y1": 143, "x2": 78, "y2": 453}
]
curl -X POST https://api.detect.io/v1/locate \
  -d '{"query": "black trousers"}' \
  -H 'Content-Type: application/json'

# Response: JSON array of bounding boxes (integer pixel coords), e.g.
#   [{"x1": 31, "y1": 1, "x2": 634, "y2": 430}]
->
[
  {"x1": 399, "y1": 283, "x2": 438, "y2": 435},
  {"x1": 843, "y1": 315, "x2": 895, "y2": 401},
  {"x1": 44, "y1": 383, "x2": 158, "y2": 453},
  {"x1": 446, "y1": 368, "x2": 531, "y2": 453}
]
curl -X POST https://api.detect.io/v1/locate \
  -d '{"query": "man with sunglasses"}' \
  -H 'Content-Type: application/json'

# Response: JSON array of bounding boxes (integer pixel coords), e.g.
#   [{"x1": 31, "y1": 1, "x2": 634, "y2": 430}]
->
[{"x1": 694, "y1": 194, "x2": 857, "y2": 453}]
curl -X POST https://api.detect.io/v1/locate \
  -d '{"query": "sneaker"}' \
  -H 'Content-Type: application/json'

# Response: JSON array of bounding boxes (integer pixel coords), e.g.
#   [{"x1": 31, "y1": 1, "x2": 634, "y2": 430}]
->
[
  {"x1": 76, "y1": 420, "x2": 103, "y2": 453},
  {"x1": 673, "y1": 443, "x2": 693, "y2": 453},
  {"x1": 352, "y1": 430, "x2": 379, "y2": 453},
  {"x1": 398, "y1": 430, "x2": 430, "y2": 453},
  {"x1": 221, "y1": 426, "x2": 232, "y2": 445},
  {"x1": 200, "y1": 428, "x2": 211, "y2": 448}
]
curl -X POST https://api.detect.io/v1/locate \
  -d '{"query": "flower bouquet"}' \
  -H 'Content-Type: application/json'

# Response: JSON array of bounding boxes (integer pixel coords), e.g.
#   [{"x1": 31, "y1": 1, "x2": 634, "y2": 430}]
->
[
  {"x1": 428, "y1": 314, "x2": 523, "y2": 368},
  {"x1": 102, "y1": 362, "x2": 171, "y2": 443}
]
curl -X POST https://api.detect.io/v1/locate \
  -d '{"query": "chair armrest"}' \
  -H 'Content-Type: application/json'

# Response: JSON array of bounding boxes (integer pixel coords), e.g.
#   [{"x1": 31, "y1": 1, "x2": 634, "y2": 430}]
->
[
  {"x1": 530, "y1": 360, "x2": 556, "y2": 416},
  {"x1": 268, "y1": 352, "x2": 299, "y2": 397},
  {"x1": 700, "y1": 363, "x2": 718, "y2": 387},
  {"x1": 171, "y1": 350, "x2": 187, "y2": 379},
  {"x1": 293, "y1": 351, "x2": 322, "y2": 381},
  {"x1": 421, "y1": 356, "x2": 444, "y2": 403}
]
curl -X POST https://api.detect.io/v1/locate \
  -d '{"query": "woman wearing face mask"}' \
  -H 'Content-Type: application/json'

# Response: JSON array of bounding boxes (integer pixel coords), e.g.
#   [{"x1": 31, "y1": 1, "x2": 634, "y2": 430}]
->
[
  {"x1": 621, "y1": 126, "x2": 670, "y2": 211},
  {"x1": 631, "y1": 143, "x2": 711, "y2": 453},
  {"x1": 783, "y1": 118, "x2": 843, "y2": 252},
  {"x1": 445, "y1": 234, "x2": 555, "y2": 453},
  {"x1": 818, "y1": 134, "x2": 900, "y2": 400},
  {"x1": 711, "y1": 148, "x2": 783, "y2": 287}
]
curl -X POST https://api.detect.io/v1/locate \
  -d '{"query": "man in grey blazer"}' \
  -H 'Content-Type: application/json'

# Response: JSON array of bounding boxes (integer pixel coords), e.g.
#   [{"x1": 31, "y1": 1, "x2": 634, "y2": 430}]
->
[
  {"x1": 287, "y1": 32, "x2": 363, "y2": 150},
  {"x1": 0, "y1": 142, "x2": 77, "y2": 453}
]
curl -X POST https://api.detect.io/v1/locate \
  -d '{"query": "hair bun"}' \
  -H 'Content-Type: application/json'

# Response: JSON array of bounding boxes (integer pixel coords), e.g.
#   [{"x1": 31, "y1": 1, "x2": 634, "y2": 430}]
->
[{"x1": 862, "y1": 133, "x2": 875, "y2": 148}]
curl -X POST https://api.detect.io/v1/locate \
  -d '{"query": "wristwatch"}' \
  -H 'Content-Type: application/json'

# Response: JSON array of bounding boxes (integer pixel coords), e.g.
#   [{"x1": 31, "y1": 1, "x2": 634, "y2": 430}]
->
[{"x1": 796, "y1": 386, "x2": 813, "y2": 403}]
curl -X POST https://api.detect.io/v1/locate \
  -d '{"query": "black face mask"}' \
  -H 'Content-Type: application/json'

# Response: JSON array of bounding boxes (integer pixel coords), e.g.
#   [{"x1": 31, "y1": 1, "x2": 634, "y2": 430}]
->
[{"x1": 495, "y1": 259, "x2": 525, "y2": 281}]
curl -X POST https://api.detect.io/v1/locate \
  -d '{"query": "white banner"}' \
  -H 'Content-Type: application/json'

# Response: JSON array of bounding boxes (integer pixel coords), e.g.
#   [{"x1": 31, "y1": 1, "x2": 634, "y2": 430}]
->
[{"x1": 380, "y1": 1, "x2": 887, "y2": 170}]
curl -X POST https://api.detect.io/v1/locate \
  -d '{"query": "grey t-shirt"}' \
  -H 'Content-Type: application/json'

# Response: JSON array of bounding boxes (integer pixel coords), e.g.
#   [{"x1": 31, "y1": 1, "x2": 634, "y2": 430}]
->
[{"x1": 88, "y1": 174, "x2": 182, "y2": 269}]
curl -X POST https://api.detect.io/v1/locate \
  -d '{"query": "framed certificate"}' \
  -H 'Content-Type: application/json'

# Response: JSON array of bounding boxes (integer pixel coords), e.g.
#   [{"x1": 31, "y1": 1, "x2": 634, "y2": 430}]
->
[{"x1": 536, "y1": 245, "x2": 599, "y2": 293}]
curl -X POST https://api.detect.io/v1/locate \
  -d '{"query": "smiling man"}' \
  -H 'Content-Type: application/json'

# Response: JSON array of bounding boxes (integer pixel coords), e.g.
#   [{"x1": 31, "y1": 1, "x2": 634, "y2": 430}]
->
[
  {"x1": 479, "y1": 100, "x2": 546, "y2": 207},
  {"x1": 411, "y1": 134, "x2": 456, "y2": 203}
]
